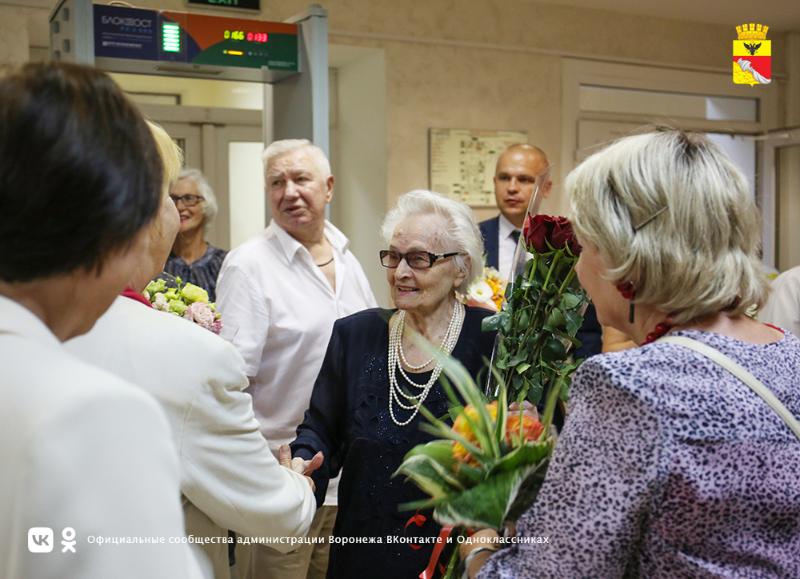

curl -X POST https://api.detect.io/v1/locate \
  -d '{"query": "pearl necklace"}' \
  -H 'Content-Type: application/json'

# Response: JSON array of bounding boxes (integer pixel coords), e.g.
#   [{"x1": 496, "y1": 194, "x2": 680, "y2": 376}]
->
[{"x1": 388, "y1": 302, "x2": 465, "y2": 426}]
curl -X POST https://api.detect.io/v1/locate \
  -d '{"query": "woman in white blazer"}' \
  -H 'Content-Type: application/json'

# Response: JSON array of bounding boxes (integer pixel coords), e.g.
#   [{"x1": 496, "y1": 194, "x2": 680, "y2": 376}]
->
[
  {"x1": 66, "y1": 122, "x2": 317, "y2": 579},
  {"x1": 0, "y1": 63, "x2": 204, "y2": 579}
]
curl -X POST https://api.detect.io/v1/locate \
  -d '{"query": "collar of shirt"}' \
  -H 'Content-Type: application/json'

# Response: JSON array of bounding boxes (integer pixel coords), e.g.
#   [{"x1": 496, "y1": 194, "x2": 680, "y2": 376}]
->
[
  {"x1": 498, "y1": 213, "x2": 521, "y2": 241},
  {"x1": 268, "y1": 219, "x2": 350, "y2": 263},
  {"x1": 0, "y1": 294, "x2": 61, "y2": 346}
]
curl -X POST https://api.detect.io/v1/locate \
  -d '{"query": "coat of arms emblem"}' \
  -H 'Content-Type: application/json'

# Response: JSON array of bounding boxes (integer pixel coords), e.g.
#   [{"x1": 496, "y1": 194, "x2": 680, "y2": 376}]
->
[{"x1": 733, "y1": 23, "x2": 771, "y2": 85}]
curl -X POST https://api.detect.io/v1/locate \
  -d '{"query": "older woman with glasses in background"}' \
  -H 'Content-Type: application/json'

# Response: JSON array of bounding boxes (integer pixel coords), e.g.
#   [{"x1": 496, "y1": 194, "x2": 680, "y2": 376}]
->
[
  {"x1": 290, "y1": 190, "x2": 496, "y2": 579},
  {"x1": 166, "y1": 168, "x2": 227, "y2": 300}
]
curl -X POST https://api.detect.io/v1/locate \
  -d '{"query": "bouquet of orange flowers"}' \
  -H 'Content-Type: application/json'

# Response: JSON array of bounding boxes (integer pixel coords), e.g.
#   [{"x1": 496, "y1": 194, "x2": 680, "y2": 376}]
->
[{"x1": 394, "y1": 351, "x2": 557, "y2": 576}]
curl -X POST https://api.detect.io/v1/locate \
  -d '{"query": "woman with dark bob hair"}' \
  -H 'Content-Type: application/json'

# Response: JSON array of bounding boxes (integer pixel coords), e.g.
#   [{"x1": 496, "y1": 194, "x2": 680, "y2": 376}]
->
[
  {"x1": 461, "y1": 130, "x2": 800, "y2": 578},
  {"x1": 0, "y1": 63, "x2": 203, "y2": 579}
]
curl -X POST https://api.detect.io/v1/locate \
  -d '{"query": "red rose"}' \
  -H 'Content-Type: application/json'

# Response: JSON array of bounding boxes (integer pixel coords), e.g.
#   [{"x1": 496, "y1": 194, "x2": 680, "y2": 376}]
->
[
  {"x1": 551, "y1": 217, "x2": 582, "y2": 255},
  {"x1": 523, "y1": 214, "x2": 554, "y2": 253}
]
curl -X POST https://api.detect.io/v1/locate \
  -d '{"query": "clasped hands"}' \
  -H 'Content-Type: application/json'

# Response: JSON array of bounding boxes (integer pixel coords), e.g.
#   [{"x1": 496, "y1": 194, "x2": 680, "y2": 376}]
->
[{"x1": 278, "y1": 445, "x2": 324, "y2": 491}]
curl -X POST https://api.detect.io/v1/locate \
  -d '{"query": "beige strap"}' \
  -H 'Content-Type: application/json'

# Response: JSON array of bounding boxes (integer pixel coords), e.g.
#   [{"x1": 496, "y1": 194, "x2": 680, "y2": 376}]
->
[{"x1": 658, "y1": 335, "x2": 800, "y2": 440}]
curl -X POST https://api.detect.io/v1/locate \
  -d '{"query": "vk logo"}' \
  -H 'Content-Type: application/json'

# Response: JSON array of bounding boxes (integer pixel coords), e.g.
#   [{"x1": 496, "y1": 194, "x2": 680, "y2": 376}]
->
[{"x1": 27, "y1": 527, "x2": 54, "y2": 553}]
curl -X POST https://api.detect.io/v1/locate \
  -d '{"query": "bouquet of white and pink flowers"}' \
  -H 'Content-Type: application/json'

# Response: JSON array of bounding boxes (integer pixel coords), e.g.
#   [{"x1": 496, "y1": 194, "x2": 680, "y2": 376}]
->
[{"x1": 144, "y1": 275, "x2": 222, "y2": 334}]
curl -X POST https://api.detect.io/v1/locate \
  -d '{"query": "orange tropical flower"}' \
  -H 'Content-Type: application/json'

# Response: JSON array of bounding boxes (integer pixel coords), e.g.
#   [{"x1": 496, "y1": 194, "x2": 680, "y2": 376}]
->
[
  {"x1": 452, "y1": 401, "x2": 498, "y2": 463},
  {"x1": 505, "y1": 414, "x2": 544, "y2": 446}
]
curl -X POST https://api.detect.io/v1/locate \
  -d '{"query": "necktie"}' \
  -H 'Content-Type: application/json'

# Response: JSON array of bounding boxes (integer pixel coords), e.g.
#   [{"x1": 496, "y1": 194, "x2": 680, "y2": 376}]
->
[{"x1": 510, "y1": 230, "x2": 521, "y2": 245}]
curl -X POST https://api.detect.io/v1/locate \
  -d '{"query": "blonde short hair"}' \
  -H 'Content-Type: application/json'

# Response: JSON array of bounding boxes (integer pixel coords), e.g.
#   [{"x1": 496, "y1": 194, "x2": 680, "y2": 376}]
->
[
  {"x1": 147, "y1": 120, "x2": 183, "y2": 194},
  {"x1": 567, "y1": 129, "x2": 768, "y2": 324},
  {"x1": 381, "y1": 190, "x2": 484, "y2": 289}
]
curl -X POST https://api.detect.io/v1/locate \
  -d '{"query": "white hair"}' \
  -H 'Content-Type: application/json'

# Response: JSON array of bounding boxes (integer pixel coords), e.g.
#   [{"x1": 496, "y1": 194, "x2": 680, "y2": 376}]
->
[
  {"x1": 567, "y1": 129, "x2": 769, "y2": 324},
  {"x1": 262, "y1": 139, "x2": 331, "y2": 180},
  {"x1": 177, "y1": 168, "x2": 217, "y2": 232},
  {"x1": 381, "y1": 190, "x2": 484, "y2": 289}
]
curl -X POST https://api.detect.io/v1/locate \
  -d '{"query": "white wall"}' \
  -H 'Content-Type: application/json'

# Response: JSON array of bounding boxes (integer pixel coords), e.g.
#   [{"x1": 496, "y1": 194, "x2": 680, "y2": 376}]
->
[{"x1": 331, "y1": 46, "x2": 389, "y2": 306}]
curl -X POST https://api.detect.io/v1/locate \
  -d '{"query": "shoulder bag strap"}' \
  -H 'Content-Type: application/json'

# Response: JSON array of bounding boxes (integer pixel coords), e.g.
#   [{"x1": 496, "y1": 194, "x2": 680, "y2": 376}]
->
[{"x1": 657, "y1": 335, "x2": 800, "y2": 440}]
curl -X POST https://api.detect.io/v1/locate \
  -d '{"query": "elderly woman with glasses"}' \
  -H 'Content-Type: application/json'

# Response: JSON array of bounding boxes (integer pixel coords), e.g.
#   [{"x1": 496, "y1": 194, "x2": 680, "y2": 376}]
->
[
  {"x1": 290, "y1": 190, "x2": 496, "y2": 578},
  {"x1": 165, "y1": 168, "x2": 227, "y2": 300}
]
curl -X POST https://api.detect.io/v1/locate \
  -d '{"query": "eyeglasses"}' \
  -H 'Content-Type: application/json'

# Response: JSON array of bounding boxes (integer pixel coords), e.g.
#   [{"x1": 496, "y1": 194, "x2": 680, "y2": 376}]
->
[
  {"x1": 169, "y1": 194, "x2": 204, "y2": 208},
  {"x1": 379, "y1": 250, "x2": 462, "y2": 270}
]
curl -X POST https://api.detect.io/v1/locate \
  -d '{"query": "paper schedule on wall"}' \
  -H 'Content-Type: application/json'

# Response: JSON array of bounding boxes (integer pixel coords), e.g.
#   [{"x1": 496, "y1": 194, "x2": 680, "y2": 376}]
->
[{"x1": 429, "y1": 128, "x2": 527, "y2": 207}]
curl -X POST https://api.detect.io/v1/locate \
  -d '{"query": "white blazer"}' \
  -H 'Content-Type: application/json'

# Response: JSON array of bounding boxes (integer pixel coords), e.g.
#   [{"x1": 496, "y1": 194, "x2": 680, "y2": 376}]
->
[
  {"x1": 0, "y1": 296, "x2": 205, "y2": 579},
  {"x1": 66, "y1": 296, "x2": 316, "y2": 579}
]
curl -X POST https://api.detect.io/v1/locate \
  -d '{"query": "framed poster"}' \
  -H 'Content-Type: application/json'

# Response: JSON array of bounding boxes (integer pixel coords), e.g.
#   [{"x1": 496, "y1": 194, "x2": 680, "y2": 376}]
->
[{"x1": 429, "y1": 128, "x2": 527, "y2": 207}]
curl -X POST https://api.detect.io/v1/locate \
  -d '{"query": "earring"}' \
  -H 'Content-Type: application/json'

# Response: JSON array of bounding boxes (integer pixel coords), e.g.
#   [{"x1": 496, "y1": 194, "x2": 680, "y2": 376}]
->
[{"x1": 616, "y1": 281, "x2": 636, "y2": 324}]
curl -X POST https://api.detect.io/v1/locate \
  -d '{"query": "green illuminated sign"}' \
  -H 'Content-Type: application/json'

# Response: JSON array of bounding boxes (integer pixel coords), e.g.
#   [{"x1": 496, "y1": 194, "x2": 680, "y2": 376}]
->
[{"x1": 161, "y1": 22, "x2": 181, "y2": 53}]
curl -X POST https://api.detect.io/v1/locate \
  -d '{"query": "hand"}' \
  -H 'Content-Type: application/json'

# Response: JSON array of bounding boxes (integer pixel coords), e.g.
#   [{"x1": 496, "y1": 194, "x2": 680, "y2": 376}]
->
[
  {"x1": 459, "y1": 529, "x2": 501, "y2": 578},
  {"x1": 508, "y1": 400, "x2": 539, "y2": 421},
  {"x1": 278, "y1": 445, "x2": 324, "y2": 491}
]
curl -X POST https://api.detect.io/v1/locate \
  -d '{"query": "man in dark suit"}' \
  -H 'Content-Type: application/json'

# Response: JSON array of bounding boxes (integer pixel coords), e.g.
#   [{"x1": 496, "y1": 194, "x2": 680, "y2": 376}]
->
[{"x1": 479, "y1": 143, "x2": 602, "y2": 359}]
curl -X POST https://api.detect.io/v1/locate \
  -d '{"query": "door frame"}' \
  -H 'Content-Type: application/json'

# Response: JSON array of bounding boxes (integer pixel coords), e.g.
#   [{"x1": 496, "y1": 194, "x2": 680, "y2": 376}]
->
[{"x1": 140, "y1": 104, "x2": 262, "y2": 249}]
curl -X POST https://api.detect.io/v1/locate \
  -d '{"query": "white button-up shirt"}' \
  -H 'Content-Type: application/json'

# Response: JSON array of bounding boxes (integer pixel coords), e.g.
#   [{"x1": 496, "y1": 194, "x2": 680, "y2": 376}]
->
[
  {"x1": 216, "y1": 220, "x2": 377, "y2": 505},
  {"x1": 498, "y1": 213, "x2": 523, "y2": 280}
]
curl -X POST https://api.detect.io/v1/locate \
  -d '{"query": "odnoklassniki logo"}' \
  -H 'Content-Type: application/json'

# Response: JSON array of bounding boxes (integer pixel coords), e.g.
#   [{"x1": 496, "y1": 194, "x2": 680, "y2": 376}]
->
[{"x1": 733, "y1": 23, "x2": 771, "y2": 85}]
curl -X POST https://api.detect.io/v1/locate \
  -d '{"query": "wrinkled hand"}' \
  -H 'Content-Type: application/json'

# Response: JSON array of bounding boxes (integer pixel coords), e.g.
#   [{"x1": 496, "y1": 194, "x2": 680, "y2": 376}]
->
[
  {"x1": 459, "y1": 529, "x2": 501, "y2": 578},
  {"x1": 278, "y1": 445, "x2": 324, "y2": 491}
]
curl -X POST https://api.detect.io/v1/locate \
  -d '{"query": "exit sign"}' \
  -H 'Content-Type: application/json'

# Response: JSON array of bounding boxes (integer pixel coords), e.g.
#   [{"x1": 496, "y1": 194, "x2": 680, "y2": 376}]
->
[{"x1": 187, "y1": 0, "x2": 261, "y2": 11}]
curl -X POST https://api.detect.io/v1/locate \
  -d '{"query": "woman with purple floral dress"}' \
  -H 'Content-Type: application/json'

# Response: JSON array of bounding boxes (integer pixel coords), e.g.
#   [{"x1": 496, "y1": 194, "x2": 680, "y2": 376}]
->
[{"x1": 462, "y1": 130, "x2": 800, "y2": 578}]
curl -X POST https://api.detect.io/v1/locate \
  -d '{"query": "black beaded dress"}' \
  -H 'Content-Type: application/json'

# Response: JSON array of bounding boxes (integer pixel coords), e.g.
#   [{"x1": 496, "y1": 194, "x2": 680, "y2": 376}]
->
[{"x1": 291, "y1": 307, "x2": 496, "y2": 579}]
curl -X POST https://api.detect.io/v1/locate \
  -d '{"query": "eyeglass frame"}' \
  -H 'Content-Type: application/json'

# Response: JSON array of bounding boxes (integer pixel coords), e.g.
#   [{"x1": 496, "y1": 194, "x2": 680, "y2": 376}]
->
[
  {"x1": 379, "y1": 249, "x2": 463, "y2": 270},
  {"x1": 169, "y1": 194, "x2": 205, "y2": 208}
]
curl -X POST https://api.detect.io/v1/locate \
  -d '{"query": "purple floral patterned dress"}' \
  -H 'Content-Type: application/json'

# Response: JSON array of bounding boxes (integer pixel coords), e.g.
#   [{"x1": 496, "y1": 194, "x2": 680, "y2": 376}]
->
[{"x1": 479, "y1": 329, "x2": 800, "y2": 578}]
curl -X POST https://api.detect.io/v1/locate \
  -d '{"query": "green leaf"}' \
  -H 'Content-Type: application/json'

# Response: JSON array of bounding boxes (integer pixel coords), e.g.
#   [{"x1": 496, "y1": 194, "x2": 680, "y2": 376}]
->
[
  {"x1": 432, "y1": 464, "x2": 541, "y2": 530},
  {"x1": 405, "y1": 440, "x2": 457, "y2": 471},
  {"x1": 542, "y1": 338, "x2": 567, "y2": 361},
  {"x1": 490, "y1": 441, "x2": 553, "y2": 475},
  {"x1": 560, "y1": 293, "x2": 582, "y2": 310},
  {"x1": 564, "y1": 309, "x2": 584, "y2": 335},
  {"x1": 508, "y1": 349, "x2": 528, "y2": 367},
  {"x1": 393, "y1": 454, "x2": 463, "y2": 499},
  {"x1": 543, "y1": 308, "x2": 566, "y2": 331},
  {"x1": 482, "y1": 312, "x2": 506, "y2": 333},
  {"x1": 515, "y1": 362, "x2": 531, "y2": 375}
]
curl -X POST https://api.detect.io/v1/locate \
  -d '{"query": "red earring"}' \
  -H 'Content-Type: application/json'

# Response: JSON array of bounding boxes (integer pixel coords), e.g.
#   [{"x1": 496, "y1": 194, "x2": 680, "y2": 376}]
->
[{"x1": 616, "y1": 281, "x2": 636, "y2": 324}]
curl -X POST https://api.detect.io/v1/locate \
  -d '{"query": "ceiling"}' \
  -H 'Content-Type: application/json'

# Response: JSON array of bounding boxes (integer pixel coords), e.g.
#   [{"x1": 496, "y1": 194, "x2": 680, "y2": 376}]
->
[
  {"x1": 3, "y1": 0, "x2": 799, "y2": 31},
  {"x1": 529, "y1": 0, "x2": 800, "y2": 32}
]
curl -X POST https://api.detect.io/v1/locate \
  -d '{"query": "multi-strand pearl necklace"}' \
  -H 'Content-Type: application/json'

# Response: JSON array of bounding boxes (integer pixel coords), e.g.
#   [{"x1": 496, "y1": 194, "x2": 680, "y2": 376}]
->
[{"x1": 388, "y1": 302, "x2": 465, "y2": 426}]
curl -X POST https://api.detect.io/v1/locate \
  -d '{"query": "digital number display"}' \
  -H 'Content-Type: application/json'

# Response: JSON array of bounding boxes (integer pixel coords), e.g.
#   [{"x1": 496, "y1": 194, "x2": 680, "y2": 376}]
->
[{"x1": 223, "y1": 29, "x2": 268, "y2": 43}]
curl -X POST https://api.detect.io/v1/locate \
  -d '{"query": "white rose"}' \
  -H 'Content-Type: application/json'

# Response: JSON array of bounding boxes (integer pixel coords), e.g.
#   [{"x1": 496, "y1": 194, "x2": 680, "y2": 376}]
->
[{"x1": 467, "y1": 280, "x2": 493, "y2": 304}]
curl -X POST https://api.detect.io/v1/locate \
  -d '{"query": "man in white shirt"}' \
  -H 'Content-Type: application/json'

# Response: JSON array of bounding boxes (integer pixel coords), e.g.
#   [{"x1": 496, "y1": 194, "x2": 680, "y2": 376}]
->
[
  {"x1": 759, "y1": 265, "x2": 800, "y2": 336},
  {"x1": 216, "y1": 139, "x2": 377, "y2": 579},
  {"x1": 479, "y1": 143, "x2": 602, "y2": 359}
]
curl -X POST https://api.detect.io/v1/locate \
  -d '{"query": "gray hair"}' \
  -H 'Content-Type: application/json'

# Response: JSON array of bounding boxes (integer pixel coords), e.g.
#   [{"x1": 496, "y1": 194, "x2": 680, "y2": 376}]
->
[
  {"x1": 262, "y1": 139, "x2": 331, "y2": 180},
  {"x1": 381, "y1": 190, "x2": 484, "y2": 289},
  {"x1": 567, "y1": 129, "x2": 769, "y2": 324},
  {"x1": 177, "y1": 168, "x2": 218, "y2": 232}
]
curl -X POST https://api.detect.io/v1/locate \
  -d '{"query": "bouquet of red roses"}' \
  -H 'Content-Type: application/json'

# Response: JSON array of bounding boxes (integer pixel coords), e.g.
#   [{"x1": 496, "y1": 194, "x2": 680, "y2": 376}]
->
[{"x1": 482, "y1": 214, "x2": 587, "y2": 416}]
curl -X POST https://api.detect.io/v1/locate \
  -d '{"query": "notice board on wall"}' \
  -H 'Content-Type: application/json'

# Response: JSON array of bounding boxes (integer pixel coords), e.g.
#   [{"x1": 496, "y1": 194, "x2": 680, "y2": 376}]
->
[{"x1": 429, "y1": 128, "x2": 527, "y2": 207}]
